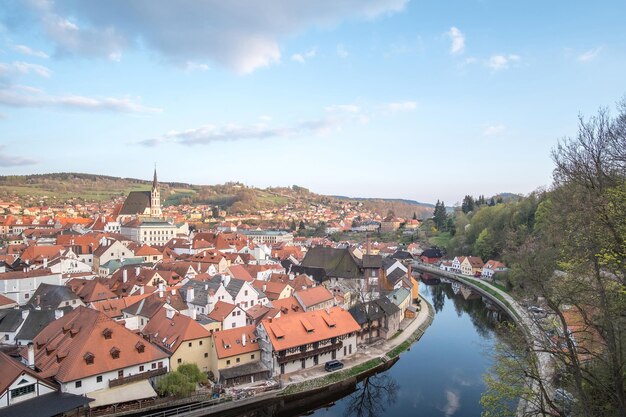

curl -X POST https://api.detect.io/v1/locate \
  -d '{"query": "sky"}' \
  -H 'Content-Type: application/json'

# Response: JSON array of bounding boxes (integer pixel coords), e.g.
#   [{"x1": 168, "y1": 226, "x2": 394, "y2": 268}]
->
[{"x1": 1, "y1": 0, "x2": 625, "y2": 205}]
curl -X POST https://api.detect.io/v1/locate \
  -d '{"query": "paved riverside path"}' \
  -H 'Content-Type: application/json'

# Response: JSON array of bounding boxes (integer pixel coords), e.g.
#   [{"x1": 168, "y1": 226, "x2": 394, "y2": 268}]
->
[
  {"x1": 280, "y1": 295, "x2": 435, "y2": 387},
  {"x1": 414, "y1": 263, "x2": 555, "y2": 416}
]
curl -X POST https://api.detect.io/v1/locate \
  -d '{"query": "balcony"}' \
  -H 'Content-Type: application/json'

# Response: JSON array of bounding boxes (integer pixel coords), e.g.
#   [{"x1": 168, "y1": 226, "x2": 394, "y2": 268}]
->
[
  {"x1": 109, "y1": 367, "x2": 167, "y2": 388},
  {"x1": 277, "y1": 341, "x2": 343, "y2": 364}
]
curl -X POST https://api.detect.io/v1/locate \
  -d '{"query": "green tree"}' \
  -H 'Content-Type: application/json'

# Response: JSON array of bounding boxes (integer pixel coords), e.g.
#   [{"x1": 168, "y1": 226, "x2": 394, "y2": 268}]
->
[
  {"x1": 461, "y1": 195, "x2": 475, "y2": 214},
  {"x1": 157, "y1": 364, "x2": 207, "y2": 397},
  {"x1": 433, "y1": 200, "x2": 448, "y2": 230}
]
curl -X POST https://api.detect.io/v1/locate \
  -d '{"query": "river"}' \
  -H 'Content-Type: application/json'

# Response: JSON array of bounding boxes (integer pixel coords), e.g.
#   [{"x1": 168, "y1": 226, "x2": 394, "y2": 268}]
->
[{"x1": 244, "y1": 273, "x2": 511, "y2": 417}]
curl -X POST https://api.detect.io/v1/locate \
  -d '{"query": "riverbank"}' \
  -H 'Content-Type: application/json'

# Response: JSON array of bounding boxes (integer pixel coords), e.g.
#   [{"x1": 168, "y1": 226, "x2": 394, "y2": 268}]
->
[
  {"x1": 100, "y1": 296, "x2": 435, "y2": 417},
  {"x1": 413, "y1": 263, "x2": 554, "y2": 417}
]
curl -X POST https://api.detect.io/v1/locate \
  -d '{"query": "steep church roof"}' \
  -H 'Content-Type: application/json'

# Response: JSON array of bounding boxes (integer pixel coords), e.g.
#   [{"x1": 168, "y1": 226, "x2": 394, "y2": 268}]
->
[{"x1": 119, "y1": 191, "x2": 151, "y2": 216}]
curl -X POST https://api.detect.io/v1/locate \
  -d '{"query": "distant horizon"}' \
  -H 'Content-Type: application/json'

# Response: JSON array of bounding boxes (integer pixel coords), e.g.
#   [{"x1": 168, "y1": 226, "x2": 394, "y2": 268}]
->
[{"x1": 0, "y1": 170, "x2": 538, "y2": 208}]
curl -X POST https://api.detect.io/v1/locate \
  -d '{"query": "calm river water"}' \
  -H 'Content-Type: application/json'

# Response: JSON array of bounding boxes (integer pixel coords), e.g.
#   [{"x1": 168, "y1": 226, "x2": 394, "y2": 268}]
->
[{"x1": 244, "y1": 274, "x2": 510, "y2": 417}]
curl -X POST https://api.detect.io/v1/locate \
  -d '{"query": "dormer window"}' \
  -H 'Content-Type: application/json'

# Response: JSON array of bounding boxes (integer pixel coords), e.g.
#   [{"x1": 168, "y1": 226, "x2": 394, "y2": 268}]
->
[
  {"x1": 135, "y1": 342, "x2": 145, "y2": 353},
  {"x1": 102, "y1": 328, "x2": 112, "y2": 340},
  {"x1": 110, "y1": 347, "x2": 120, "y2": 359},
  {"x1": 84, "y1": 352, "x2": 95, "y2": 365}
]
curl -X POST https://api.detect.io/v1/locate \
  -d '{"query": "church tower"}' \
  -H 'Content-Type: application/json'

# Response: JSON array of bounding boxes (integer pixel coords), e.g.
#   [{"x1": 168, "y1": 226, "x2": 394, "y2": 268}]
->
[{"x1": 150, "y1": 167, "x2": 162, "y2": 217}]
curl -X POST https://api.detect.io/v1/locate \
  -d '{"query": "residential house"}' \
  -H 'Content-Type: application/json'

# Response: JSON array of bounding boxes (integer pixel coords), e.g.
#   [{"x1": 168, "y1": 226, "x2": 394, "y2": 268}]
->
[
  {"x1": 349, "y1": 297, "x2": 402, "y2": 344},
  {"x1": 142, "y1": 307, "x2": 211, "y2": 372},
  {"x1": 0, "y1": 269, "x2": 63, "y2": 305},
  {"x1": 460, "y1": 256, "x2": 484, "y2": 276},
  {"x1": 420, "y1": 248, "x2": 443, "y2": 264},
  {"x1": 209, "y1": 325, "x2": 269, "y2": 386},
  {"x1": 208, "y1": 301, "x2": 246, "y2": 330},
  {"x1": 257, "y1": 307, "x2": 360, "y2": 376},
  {"x1": 24, "y1": 306, "x2": 169, "y2": 398},
  {"x1": 27, "y1": 284, "x2": 84, "y2": 311},
  {"x1": 293, "y1": 286, "x2": 334, "y2": 312},
  {"x1": 481, "y1": 260, "x2": 507, "y2": 279}
]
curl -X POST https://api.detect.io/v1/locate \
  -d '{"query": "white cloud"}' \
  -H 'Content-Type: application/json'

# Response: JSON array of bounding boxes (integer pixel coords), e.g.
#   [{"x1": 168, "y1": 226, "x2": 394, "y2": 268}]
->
[
  {"x1": 387, "y1": 101, "x2": 417, "y2": 111},
  {"x1": 337, "y1": 43, "x2": 349, "y2": 58},
  {"x1": 446, "y1": 27, "x2": 465, "y2": 55},
  {"x1": 577, "y1": 46, "x2": 602, "y2": 62},
  {"x1": 140, "y1": 117, "x2": 342, "y2": 147},
  {"x1": 483, "y1": 124, "x2": 506, "y2": 136},
  {"x1": 259, "y1": 115, "x2": 273, "y2": 122},
  {"x1": 0, "y1": 61, "x2": 51, "y2": 78},
  {"x1": 9, "y1": 0, "x2": 407, "y2": 73},
  {"x1": 0, "y1": 145, "x2": 38, "y2": 166},
  {"x1": 291, "y1": 47, "x2": 317, "y2": 64},
  {"x1": 291, "y1": 54, "x2": 305, "y2": 64},
  {"x1": 0, "y1": 85, "x2": 162, "y2": 113},
  {"x1": 184, "y1": 61, "x2": 210, "y2": 72},
  {"x1": 486, "y1": 54, "x2": 521, "y2": 71},
  {"x1": 14, "y1": 45, "x2": 49, "y2": 59},
  {"x1": 439, "y1": 390, "x2": 460, "y2": 417},
  {"x1": 325, "y1": 104, "x2": 360, "y2": 113}
]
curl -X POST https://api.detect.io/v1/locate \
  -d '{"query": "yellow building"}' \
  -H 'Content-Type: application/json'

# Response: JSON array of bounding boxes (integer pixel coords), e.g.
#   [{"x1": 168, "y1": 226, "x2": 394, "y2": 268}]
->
[
  {"x1": 209, "y1": 325, "x2": 269, "y2": 386},
  {"x1": 142, "y1": 307, "x2": 212, "y2": 372}
]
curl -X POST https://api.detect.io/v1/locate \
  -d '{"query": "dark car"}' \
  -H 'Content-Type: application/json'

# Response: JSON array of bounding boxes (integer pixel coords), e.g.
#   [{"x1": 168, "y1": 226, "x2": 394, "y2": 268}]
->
[{"x1": 324, "y1": 360, "x2": 344, "y2": 372}]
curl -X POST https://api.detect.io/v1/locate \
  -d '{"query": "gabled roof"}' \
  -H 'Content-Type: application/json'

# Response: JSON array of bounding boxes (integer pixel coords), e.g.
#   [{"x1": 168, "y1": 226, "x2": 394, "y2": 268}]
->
[
  {"x1": 0, "y1": 351, "x2": 55, "y2": 395},
  {"x1": 294, "y1": 286, "x2": 333, "y2": 308},
  {"x1": 270, "y1": 297, "x2": 303, "y2": 315},
  {"x1": 212, "y1": 324, "x2": 259, "y2": 359},
  {"x1": 67, "y1": 279, "x2": 117, "y2": 303},
  {"x1": 24, "y1": 306, "x2": 168, "y2": 382},
  {"x1": 300, "y1": 246, "x2": 362, "y2": 279},
  {"x1": 361, "y1": 254, "x2": 382, "y2": 268},
  {"x1": 27, "y1": 284, "x2": 81, "y2": 310},
  {"x1": 421, "y1": 248, "x2": 443, "y2": 258},
  {"x1": 349, "y1": 297, "x2": 400, "y2": 325},
  {"x1": 207, "y1": 301, "x2": 237, "y2": 322},
  {"x1": 261, "y1": 307, "x2": 360, "y2": 351},
  {"x1": 227, "y1": 264, "x2": 253, "y2": 281},
  {"x1": 142, "y1": 307, "x2": 210, "y2": 353},
  {"x1": 15, "y1": 308, "x2": 72, "y2": 341},
  {"x1": 119, "y1": 191, "x2": 151, "y2": 216}
]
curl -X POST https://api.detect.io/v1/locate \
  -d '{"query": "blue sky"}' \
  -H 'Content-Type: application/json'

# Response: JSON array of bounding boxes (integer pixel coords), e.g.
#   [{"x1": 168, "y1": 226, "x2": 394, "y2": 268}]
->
[{"x1": 1, "y1": 0, "x2": 624, "y2": 205}]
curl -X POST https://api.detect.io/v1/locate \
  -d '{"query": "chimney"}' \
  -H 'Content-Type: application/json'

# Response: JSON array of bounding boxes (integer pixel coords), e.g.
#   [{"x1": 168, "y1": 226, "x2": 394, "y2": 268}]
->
[
  {"x1": 54, "y1": 309, "x2": 64, "y2": 320},
  {"x1": 27, "y1": 343, "x2": 35, "y2": 369},
  {"x1": 197, "y1": 262, "x2": 201, "y2": 272},
  {"x1": 242, "y1": 333, "x2": 246, "y2": 347},
  {"x1": 139, "y1": 286, "x2": 145, "y2": 295},
  {"x1": 190, "y1": 308, "x2": 197, "y2": 320},
  {"x1": 262, "y1": 284, "x2": 267, "y2": 292},
  {"x1": 135, "y1": 266, "x2": 141, "y2": 276},
  {"x1": 43, "y1": 258, "x2": 48, "y2": 269},
  {"x1": 166, "y1": 309, "x2": 175, "y2": 319},
  {"x1": 171, "y1": 289, "x2": 177, "y2": 295},
  {"x1": 187, "y1": 287, "x2": 195, "y2": 301},
  {"x1": 123, "y1": 269, "x2": 128, "y2": 283},
  {"x1": 21, "y1": 309, "x2": 30, "y2": 320}
]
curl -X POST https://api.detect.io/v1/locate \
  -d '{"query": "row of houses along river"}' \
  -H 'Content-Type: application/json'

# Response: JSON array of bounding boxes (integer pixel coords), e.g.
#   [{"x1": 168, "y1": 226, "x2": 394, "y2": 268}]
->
[{"x1": 227, "y1": 272, "x2": 512, "y2": 417}]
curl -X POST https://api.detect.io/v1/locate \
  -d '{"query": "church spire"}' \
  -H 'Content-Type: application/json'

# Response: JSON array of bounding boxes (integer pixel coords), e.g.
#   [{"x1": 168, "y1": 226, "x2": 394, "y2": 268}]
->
[
  {"x1": 152, "y1": 164, "x2": 158, "y2": 190},
  {"x1": 150, "y1": 165, "x2": 162, "y2": 218}
]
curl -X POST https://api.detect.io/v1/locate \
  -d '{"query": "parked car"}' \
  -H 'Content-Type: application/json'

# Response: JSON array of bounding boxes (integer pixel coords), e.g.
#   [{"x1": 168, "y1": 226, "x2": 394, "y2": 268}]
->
[{"x1": 324, "y1": 360, "x2": 344, "y2": 372}]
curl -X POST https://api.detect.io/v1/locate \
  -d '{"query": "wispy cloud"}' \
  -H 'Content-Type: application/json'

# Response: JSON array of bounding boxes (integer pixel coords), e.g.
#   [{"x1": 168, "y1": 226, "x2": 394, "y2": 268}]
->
[
  {"x1": 387, "y1": 101, "x2": 417, "y2": 111},
  {"x1": 325, "y1": 104, "x2": 360, "y2": 113},
  {"x1": 14, "y1": 45, "x2": 49, "y2": 59},
  {"x1": 184, "y1": 61, "x2": 210, "y2": 72},
  {"x1": 139, "y1": 118, "x2": 341, "y2": 147},
  {"x1": 337, "y1": 43, "x2": 349, "y2": 58},
  {"x1": 483, "y1": 124, "x2": 506, "y2": 136},
  {"x1": 0, "y1": 85, "x2": 162, "y2": 113},
  {"x1": 0, "y1": 61, "x2": 52, "y2": 78},
  {"x1": 486, "y1": 54, "x2": 521, "y2": 71},
  {"x1": 446, "y1": 27, "x2": 465, "y2": 55},
  {"x1": 439, "y1": 390, "x2": 460, "y2": 417},
  {"x1": 291, "y1": 48, "x2": 317, "y2": 64},
  {"x1": 577, "y1": 46, "x2": 602, "y2": 62},
  {"x1": 0, "y1": 145, "x2": 38, "y2": 167},
  {"x1": 9, "y1": 0, "x2": 407, "y2": 73}
]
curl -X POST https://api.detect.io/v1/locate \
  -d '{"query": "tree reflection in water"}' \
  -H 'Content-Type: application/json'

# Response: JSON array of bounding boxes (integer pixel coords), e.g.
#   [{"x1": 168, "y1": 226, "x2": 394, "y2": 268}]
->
[{"x1": 343, "y1": 374, "x2": 399, "y2": 417}]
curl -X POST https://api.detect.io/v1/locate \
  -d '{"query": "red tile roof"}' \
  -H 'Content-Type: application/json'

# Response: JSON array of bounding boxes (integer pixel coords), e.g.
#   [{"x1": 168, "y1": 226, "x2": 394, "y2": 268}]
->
[
  {"x1": 24, "y1": 306, "x2": 169, "y2": 382},
  {"x1": 212, "y1": 324, "x2": 259, "y2": 359},
  {"x1": 261, "y1": 307, "x2": 360, "y2": 351},
  {"x1": 142, "y1": 307, "x2": 210, "y2": 353},
  {"x1": 294, "y1": 286, "x2": 333, "y2": 308}
]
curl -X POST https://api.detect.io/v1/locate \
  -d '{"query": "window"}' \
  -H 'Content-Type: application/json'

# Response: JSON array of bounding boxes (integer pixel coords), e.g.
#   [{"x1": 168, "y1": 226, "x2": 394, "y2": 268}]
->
[
  {"x1": 204, "y1": 353, "x2": 208, "y2": 358},
  {"x1": 96, "y1": 376, "x2": 102, "y2": 383},
  {"x1": 84, "y1": 353, "x2": 94, "y2": 365},
  {"x1": 117, "y1": 370, "x2": 123, "y2": 378},
  {"x1": 24, "y1": 293, "x2": 29, "y2": 299},
  {"x1": 251, "y1": 354, "x2": 255, "y2": 359},
  {"x1": 177, "y1": 358, "x2": 182, "y2": 364},
  {"x1": 188, "y1": 342, "x2": 192, "y2": 347},
  {"x1": 236, "y1": 358, "x2": 240, "y2": 363},
  {"x1": 232, "y1": 323, "x2": 236, "y2": 328},
  {"x1": 199, "y1": 341, "x2": 203, "y2": 346},
  {"x1": 110, "y1": 347, "x2": 120, "y2": 359},
  {"x1": 139, "y1": 365, "x2": 144, "y2": 372},
  {"x1": 226, "y1": 360, "x2": 230, "y2": 365},
  {"x1": 4, "y1": 335, "x2": 8, "y2": 341},
  {"x1": 244, "y1": 290, "x2": 248, "y2": 296},
  {"x1": 151, "y1": 363, "x2": 156, "y2": 369},
  {"x1": 158, "y1": 361, "x2": 163, "y2": 368},
  {"x1": 102, "y1": 328, "x2": 112, "y2": 340},
  {"x1": 75, "y1": 381, "x2": 82, "y2": 388},
  {"x1": 11, "y1": 384, "x2": 35, "y2": 398}
]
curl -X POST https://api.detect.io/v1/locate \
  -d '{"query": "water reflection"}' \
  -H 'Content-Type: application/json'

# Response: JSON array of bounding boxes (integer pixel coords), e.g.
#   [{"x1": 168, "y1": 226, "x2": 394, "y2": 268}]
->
[
  {"x1": 241, "y1": 275, "x2": 510, "y2": 417},
  {"x1": 343, "y1": 374, "x2": 398, "y2": 417}
]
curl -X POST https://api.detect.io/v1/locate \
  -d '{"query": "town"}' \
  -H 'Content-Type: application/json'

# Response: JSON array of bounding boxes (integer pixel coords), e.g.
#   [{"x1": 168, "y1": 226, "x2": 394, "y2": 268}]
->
[{"x1": 0, "y1": 169, "x2": 517, "y2": 416}]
